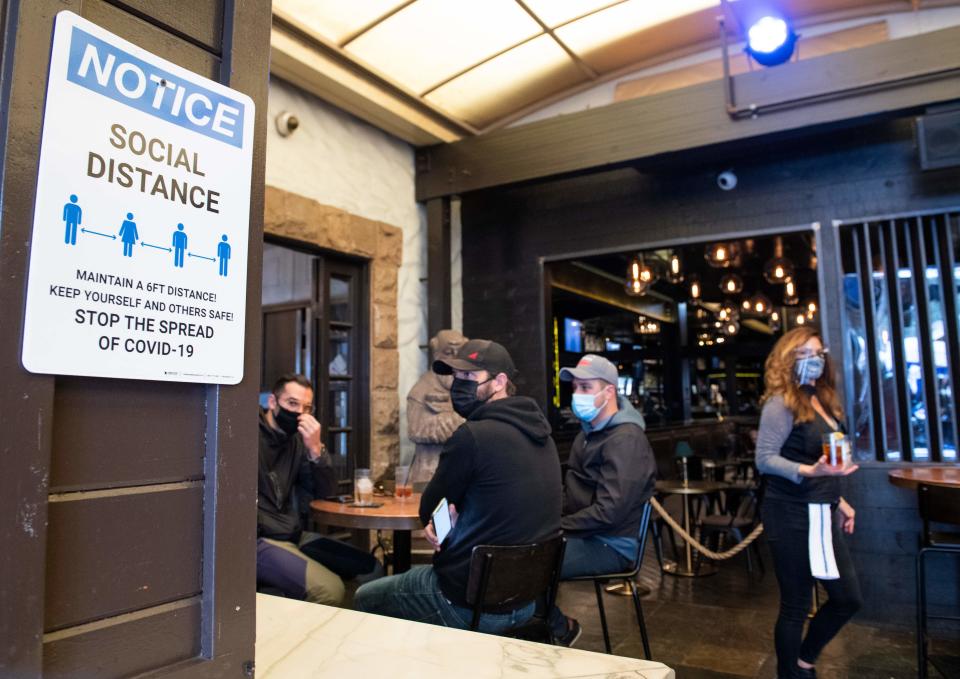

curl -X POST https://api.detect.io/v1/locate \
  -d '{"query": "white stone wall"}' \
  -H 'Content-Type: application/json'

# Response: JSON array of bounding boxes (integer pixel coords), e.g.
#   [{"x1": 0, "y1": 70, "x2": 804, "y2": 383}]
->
[{"x1": 265, "y1": 78, "x2": 426, "y2": 463}]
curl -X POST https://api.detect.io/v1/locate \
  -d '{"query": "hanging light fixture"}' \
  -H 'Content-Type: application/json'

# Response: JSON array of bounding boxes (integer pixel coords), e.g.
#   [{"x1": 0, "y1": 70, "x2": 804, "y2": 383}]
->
[
  {"x1": 750, "y1": 292, "x2": 773, "y2": 316},
  {"x1": 639, "y1": 256, "x2": 657, "y2": 285},
  {"x1": 763, "y1": 236, "x2": 795, "y2": 284},
  {"x1": 667, "y1": 251, "x2": 683, "y2": 284},
  {"x1": 689, "y1": 275, "x2": 701, "y2": 301},
  {"x1": 806, "y1": 300, "x2": 818, "y2": 320},
  {"x1": 625, "y1": 254, "x2": 647, "y2": 296},
  {"x1": 718, "y1": 303, "x2": 739, "y2": 323},
  {"x1": 795, "y1": 312, "x2": 806, "y2": 326},
  {"x1": 770, "y1": 310, "x2": 782, "y2": 332},
  {"x1": 722, "y1": 320, "x2": 741, "y2": 336},
  {"x1": 720, "y1": 273, "x2": 743, "y2": 295},
  {"x1": 705, "y1": 241, "x2": 740, "y2": 268},
  {"x1": 741, "y1": 298, "x2": 752, "y2": 312},
  {"x1": 784, "y1": 279, "x2": 799, "y2": 305},
  {"x1": 637, "y1": 316, "x2": 661, "y2": 335}
]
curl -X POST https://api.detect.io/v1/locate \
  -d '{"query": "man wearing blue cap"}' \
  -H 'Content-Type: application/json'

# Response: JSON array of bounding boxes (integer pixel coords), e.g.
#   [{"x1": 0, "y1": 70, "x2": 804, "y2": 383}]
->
[{"x1": 551, "y1": 354, "x2": 656, "y2": 646}]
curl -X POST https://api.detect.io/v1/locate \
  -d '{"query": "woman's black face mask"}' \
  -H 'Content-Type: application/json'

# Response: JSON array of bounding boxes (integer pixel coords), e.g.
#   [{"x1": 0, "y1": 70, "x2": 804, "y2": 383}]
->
[{"x1": 450, "y1": 377, "x2": 492, "y2": 418}]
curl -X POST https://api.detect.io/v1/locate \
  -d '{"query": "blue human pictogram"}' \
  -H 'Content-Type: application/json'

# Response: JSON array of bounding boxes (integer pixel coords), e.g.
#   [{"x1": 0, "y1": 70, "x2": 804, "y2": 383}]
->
[
  {"x1": 217, "y1": 235, "x2": 231, "y2": 277},
  {"x1": 63, "y1": 195, "x2": 82, "y2": 245},
  {"x1": 118, "y1": 212, "x2": 138, "y2": 257},
  {"x1": 172, "y1": 223, "x2": 188, "y2": 268}
]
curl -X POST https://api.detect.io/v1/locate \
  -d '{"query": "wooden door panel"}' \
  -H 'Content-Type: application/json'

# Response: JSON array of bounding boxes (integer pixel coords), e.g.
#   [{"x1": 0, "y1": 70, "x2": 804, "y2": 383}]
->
[
  {"x1": 44, "y1": 487, "x2": 203, "y2": 631},
  {"x1": 50, "y1": 378, "x2": 206, "y2": 491},
  {"x1": 43, "y1": 600, "x2": 201, "y2": 678}
]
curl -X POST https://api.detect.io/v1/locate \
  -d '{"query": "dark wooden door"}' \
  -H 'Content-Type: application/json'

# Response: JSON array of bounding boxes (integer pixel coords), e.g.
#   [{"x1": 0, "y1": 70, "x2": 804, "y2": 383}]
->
[
  {"x1": 260, "y1": 242, "x2": 370, "y2": 490},
  {"x1": 0, "y1": 1, "x2": 271, "y2": 676}
]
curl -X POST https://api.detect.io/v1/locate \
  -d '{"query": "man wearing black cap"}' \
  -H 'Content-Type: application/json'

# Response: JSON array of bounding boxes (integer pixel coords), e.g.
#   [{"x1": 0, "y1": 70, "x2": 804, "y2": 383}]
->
[
  {"x1": 550, "y1": 354, "x2": 656, "y2": 646},
  {"x1": 355, "y1": 339, "x2": 562, "y2": 633}
]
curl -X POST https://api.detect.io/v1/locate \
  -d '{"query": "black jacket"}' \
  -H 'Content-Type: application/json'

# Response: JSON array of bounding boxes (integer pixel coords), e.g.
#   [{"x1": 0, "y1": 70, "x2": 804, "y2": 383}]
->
[
  {"x1": 420, "y1": 396, "x2": 562, "y2": 608},
  {"x1": 257, "y1": 408, "x2": 336, "y2": 542},
  {"x1": 561, "y1": 397, "x2": 656, "y2": 538}
]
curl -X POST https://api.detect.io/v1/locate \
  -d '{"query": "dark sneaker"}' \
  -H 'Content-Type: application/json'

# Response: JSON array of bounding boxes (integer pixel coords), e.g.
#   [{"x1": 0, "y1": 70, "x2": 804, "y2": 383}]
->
[
  {"x1": 793, "y1": 666, "x2": 817, "y2": 679},
  {"x1": 556, "y1": 617, "x2": 582, "y2": 647}
]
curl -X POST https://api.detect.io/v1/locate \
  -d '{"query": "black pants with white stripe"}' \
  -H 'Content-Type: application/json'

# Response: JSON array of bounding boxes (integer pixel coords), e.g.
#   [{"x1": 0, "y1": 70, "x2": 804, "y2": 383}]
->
[{"x1": 762, "y1": 499, "x2": 863, "y2": 678}]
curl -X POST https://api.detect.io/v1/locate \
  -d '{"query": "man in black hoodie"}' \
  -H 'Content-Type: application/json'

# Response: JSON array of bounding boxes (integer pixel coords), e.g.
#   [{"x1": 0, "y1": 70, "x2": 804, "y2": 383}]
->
[
  {"x1": 550, "y1": 354, "x2": 656, "y2": 646},
  {"x1": 257, "y1": 373, "x2": 378, "y2": 605},
  {"x1": 355, "y1": 340, "x2": 562, "y2": 633}
]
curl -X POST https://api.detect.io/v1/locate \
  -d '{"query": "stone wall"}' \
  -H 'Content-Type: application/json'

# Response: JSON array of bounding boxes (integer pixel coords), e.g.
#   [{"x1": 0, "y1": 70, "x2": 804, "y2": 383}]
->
[
  {"x1": 264, "y1": 78, "x2": 426, "y2": 466},
  {"x1": 264, "y1": 185, "x2": 402, "y2": 480}
]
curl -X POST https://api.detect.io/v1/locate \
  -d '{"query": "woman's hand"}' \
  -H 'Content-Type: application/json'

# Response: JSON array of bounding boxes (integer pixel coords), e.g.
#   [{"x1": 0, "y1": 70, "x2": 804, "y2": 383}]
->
[
  {"x1": 799, "y1": 455, "x2": 859, "y2": 478},
  {"x1": 837, "y1": 498, "x2": 856, "y2": 534}
]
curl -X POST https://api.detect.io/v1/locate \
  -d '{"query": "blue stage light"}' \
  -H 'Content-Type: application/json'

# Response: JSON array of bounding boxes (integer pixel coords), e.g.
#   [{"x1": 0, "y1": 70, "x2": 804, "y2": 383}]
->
[{"x1": 745, "y1": 15, "x2": 798, "y2": 66}]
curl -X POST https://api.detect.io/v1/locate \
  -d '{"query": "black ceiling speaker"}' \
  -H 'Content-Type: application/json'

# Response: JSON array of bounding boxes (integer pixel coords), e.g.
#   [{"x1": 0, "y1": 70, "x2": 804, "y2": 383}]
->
[{"x1": 916, "y1": 108, "x2": 960, "y2": 171}]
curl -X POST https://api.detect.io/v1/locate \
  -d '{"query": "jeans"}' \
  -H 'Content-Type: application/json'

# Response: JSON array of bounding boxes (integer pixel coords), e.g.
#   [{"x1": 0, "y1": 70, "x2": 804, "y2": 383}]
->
[
  {"x1": 354, "y1": 565, "x2": 535, "y2": 634},
  {"x1": 762, "y1": 499, "x2": 862, "y2": 678},
  {"x1": 548, "y1": 536, "x2": 633, "y2": 637}
]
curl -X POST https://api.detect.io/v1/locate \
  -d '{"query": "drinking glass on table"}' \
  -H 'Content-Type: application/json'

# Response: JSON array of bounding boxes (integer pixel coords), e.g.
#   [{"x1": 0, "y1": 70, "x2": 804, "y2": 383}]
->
[
  {"x1": 354, "y1": 468, "x2": 374, "y2": 506},
  {"x1": 394, "y1": 465, "x2": 413, "y2": 500}
]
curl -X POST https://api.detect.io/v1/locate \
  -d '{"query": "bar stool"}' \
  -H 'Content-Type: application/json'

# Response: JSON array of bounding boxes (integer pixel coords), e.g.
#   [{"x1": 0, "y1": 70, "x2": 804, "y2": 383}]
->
[
  {"x1": 565, "y1": 502, "x2": 653, "y2": 658},
  {"x1": 916, "y1": 483, "x2": 960, "y2": 679}
]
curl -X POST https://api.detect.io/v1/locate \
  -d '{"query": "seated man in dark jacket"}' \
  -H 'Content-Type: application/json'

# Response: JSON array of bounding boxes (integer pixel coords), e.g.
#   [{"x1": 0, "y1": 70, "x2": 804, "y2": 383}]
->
[
  {"x1": 257, "y1": 373, "x2": 378, "y2": 605},
  {"x1": 355, "y1": 340, "x2": 562, "y2": 633},
  {"x1": 551, "y1": 354, "x2": 656, "y2": 645}
]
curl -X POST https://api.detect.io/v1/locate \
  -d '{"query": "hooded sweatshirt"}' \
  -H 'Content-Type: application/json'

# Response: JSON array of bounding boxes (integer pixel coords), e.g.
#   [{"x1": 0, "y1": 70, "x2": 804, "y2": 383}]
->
[
  {"x1": 419, "y1": 396, "x2": 563, "y2": 609},
  {"x1": 258, "y1": 408, "x2": 336, "y2": 542},
  {"x1": 561, "y1": 396, "x2": 655, "y2": 542}
]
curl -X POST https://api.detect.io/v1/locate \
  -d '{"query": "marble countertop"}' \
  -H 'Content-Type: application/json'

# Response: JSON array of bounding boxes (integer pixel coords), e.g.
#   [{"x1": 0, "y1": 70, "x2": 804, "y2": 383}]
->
[{"x1": 256, "y1": 594, "x2": 674, "y2": 679}]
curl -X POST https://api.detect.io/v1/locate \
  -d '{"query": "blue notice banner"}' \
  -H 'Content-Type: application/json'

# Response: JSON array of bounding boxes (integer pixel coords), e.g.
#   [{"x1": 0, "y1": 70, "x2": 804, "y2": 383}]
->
[{"x1": 66, "y1": 25, "x2": 245, "y2": 148}]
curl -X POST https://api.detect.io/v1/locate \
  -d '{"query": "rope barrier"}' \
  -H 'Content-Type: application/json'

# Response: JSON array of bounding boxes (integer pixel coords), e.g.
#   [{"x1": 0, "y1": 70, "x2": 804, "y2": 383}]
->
[{"x1": 649, "y1": 497, "x2": 764, "y2": 561}]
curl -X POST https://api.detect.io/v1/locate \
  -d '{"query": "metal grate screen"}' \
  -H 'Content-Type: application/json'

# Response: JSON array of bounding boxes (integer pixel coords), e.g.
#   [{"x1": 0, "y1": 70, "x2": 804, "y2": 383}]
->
[{"x1": 838, "y1": 209, "x2": 960, "y2": 462}]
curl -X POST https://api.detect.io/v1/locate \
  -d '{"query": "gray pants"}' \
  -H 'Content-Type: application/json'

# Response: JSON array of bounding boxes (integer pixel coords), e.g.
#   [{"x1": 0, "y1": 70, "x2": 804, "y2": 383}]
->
[{"x1": 256, "y1": 537, "x2": 345, "y2": 606}]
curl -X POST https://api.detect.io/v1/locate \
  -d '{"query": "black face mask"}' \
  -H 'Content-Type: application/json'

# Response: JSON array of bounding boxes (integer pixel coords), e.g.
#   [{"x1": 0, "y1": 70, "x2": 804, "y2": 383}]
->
[
  {"x1": 451, "y1": 377, "x2": 493, "y2": 419},
  {"x1": 274, "y1": 404, "x2": 301, "y2": 436}
]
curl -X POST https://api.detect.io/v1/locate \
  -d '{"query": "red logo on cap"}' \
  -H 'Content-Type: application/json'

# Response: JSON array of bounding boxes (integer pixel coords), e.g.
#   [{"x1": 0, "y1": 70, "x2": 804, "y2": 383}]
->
[
  {"x1": 579, "y1": 357, "x2": 592, "y2": 366},
  {"x1": 468, "y1": 352, "x2": 479, "y2": 360}
]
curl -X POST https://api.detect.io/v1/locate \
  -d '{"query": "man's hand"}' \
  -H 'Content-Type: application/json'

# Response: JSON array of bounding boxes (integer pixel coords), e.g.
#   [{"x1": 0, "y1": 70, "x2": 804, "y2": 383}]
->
[
  {"x1": 838, "y1": 498, "x2": 856, "y2": 534},
  {"x1": 298, "y1": 413, "x2": 323, "y2": 459},
  {"x1": 423, "y1": 503, "x2": 459, "y2": 552},
  {"x1": 799, "y1": 455, "x2": 859, "y2": 478}
]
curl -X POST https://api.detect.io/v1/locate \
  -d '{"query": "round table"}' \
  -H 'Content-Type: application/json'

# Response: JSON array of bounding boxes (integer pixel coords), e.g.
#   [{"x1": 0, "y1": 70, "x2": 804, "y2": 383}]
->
[
  {"x1": 655, "y1": 480, "x2": 729, "y2": 577},
  {"x1": 310, "y1": 493, "x2": 423, "y2": 573},
  {"x1": 888, "y1": 467, "x2": 960, "y2": 489}
]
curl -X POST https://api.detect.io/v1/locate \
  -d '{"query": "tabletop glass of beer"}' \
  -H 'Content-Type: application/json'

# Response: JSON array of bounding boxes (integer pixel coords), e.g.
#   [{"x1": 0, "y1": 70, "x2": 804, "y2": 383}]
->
[
  {"x1": 394, "y1": 465, "x2": 413, "y2": 500},
  {"x1": 822, "y1": 432, "x2": 847, "y2": 468},
  {"x1": 354, "y1": 468, "x2": 374, "y2": 506}
]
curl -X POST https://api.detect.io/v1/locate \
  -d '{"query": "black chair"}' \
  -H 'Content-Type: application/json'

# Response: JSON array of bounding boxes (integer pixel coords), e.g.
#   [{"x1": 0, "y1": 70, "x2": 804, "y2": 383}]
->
[
  {"x1": 465, "y1": 535, "x2": 566, "y2": 642},
  {"x1": 696, "y1": 484, "x2": 764, "y2": 574},
  {"x1": 916, "y1": 483, "x2": 960, "y2": 679},
  {"x1": 566, "y1": 502, "x2": 653, "y2": 658}
]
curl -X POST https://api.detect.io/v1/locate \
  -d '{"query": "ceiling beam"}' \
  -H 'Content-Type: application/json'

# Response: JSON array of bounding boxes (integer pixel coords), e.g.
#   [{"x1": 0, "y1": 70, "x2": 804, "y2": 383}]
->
[
  {"x1": 270, "y1": 15, "x2": 474, "y2": 146},
  {"x1": 415, "y1": 24, "x2": 960, "y2": 200}
]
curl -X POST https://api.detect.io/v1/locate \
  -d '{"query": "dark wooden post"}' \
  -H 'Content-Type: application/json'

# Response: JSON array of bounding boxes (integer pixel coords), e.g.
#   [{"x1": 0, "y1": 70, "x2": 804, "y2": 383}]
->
[
  {"x1": 0, "y1": 1, "x2": 271, "y2": 676},
  {"x1": 426, "y1": 196, "x2": 452, "y2": 338}
]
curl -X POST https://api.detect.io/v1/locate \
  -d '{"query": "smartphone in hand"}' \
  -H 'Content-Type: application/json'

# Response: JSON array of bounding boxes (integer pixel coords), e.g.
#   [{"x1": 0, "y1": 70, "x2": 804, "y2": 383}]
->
[{"x1": 431, "y1": 497, "x2": 453, "y2": 543}]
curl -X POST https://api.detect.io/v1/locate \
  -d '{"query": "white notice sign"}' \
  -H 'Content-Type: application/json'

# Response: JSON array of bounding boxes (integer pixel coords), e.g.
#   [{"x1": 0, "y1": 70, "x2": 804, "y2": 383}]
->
[{"x1": 22, "y1": 11, "x2": 254, "y2": 384}]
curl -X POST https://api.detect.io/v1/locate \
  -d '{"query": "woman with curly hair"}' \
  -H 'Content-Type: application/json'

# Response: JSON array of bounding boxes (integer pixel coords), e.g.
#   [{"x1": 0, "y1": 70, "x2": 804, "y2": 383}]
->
[{"x1": 755, "y1": 326, "x2": 862, "y2": 679}]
